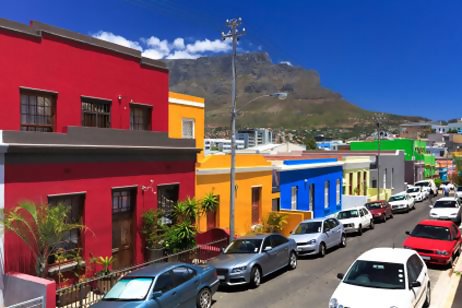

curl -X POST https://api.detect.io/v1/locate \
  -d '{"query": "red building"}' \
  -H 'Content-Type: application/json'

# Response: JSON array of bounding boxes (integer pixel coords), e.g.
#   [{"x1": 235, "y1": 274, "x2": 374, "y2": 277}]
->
[{"x1": 0, "y1": 19, "x2": 198, "y2": 274}]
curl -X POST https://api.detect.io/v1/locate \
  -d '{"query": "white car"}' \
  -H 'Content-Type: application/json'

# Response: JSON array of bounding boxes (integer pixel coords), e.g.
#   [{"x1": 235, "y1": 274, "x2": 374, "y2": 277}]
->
[
  {"x1": 336, "y1": 206, "x2": 374, "y2": 235},
  {"x1": 389, "y1": 193, "x2": 415, "y2": 213},
  {"x1": 329, "y1": 248, "x2": 431, "y2": 308},
  {"x1": 456, "y1": 186, "x2": 462, "y2": 200},
  {"x1": 407, "y1": 186, "x2": 425, "y2": 202},
  {"x1": 429, "y1": 197, "x2": 462, "y2": 224},
  {"x1": 414, "y1": 180, "x2": 438, "y2": 196}
]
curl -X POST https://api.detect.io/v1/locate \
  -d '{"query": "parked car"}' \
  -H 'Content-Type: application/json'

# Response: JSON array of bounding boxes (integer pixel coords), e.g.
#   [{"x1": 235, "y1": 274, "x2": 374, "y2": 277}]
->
[
  {"x1": 91, "y1": 262, "x2": 219, "y2": 308},
  {"x1": 429, "y1": 197, "x2": 462, "y2": 224},
  {"x1": 208, "y1": 233, "x2": 297, "y2": 288},
  {"x1": 456, "y1": 186, "x2": 462, "y2": 200},
  {"x1": 364, "y1": 200, "x2": 393, "y2": 222},
  {"x1": 403, "y1": 219, "x2": 462, "y2": 267},
  {"x1": 414, "y1": 179, "x2": 438, "y2": 196},
  {"x1": 388, "y1": 193, "x2": 415, "y2": 213},
  {"x1": 289, "y1": 217, "x2": 346, "y2": 257},
  {"x1": 407, "y1": 186, "x2": 425, "y2": 202},
  {"x1": 336, "y1": 206, "x2": 374, "y2": 234},
  {"x1": 329, "y1": 248, "x2": 431, "y2": 308}
]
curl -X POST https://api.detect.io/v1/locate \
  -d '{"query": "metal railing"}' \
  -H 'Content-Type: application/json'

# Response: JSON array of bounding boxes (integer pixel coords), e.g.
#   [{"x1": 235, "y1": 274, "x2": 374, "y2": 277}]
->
[
  {"x1": 6, "y1": 296, "x2": 44, "y2": 308},
  {"x1": 56, "y1": 237, "x2": 229, "y2": 307}
]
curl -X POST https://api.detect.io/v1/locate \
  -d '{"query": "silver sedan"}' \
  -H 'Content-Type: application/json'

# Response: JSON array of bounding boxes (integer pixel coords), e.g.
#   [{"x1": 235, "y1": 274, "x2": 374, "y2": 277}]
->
[{"x1": 208, "y1": 233, "x2": 297, "y2": 288}]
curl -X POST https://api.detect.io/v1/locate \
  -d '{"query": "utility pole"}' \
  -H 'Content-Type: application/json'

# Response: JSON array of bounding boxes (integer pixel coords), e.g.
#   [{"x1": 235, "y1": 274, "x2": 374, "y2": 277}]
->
[
  {"x1": 222, "y1": 18, "x2": 245, "y2": 241},
  {"x1": 377, "y1": 121, "x2": 381, "y2": 201}
]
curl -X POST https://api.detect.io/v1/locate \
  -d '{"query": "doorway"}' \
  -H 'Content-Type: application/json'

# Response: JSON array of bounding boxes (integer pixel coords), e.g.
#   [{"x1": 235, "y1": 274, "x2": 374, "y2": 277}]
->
[
  {"x1": 251, "y1": 187, "x2": 262, "y2": 225},
  {"x1": 112, "y1": 188, "x2": 136, "y2": 269}
]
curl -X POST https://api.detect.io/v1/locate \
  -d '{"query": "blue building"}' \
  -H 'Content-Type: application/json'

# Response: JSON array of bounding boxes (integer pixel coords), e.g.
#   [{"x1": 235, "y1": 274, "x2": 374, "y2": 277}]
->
[{"x1": 274, "y1": 158, "x2": 344, "y2": 218}]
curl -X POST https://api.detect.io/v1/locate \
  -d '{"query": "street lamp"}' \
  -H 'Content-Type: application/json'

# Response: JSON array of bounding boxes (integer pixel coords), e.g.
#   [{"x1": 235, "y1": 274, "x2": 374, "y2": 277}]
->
[
  {"x1": 229, "y1": 92, "x2": 288, "y2": 241},
  {"x1": 376, "y1": 121, "x2": 381, "y2": 201}
]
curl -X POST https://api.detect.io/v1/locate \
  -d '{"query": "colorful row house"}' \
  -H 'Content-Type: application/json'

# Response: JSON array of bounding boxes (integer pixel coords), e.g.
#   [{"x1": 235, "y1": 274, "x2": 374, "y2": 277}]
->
[{"x1": 0, "y1": 19, "x2": 198, "y2": 274}]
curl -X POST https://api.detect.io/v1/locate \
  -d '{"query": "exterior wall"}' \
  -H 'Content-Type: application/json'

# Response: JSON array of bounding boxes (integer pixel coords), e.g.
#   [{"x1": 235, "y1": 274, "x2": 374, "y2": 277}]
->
[
  {"x1": 343, "y1": 169, "x2": 369, "y2": 196},
  {"x1": 277, "y1": 210, "x2": 311, "y2": 236},
  {"x1": 278, "y1": 160, "x2": 343, "y2": 218},
  {"x1": 4, "y1": 272, "x2": 56, "y2": 308},
  {"x1": 196, "y1": 155, "x2": 273, "y2": 236},
  {"x1": 404, "y1": 161, "x2": 424, "y2": 184},
  {"x1": 0, "y1": 133, "x2": 4, "y2": 274},
  {"x1": 342, "y1": 195, "x2": 369, "y2": 209},
  {"x1": 168, "y1": 92, "x2": 205, "y2": 159},
  {"x1": 4, "y1": 158, "x2": 195, "y2": 274},
  {"x1": 369, "y1": 153, "x2": 406, "y2": 195},
  {"x1": 0, "y1": 21, "x2": 168, "y2": 132}
]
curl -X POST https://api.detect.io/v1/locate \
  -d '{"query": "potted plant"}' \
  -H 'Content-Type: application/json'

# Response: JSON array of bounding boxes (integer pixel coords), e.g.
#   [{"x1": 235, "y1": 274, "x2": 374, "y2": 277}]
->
[
  {"x1": 93, "y1": 256, "x2": 115, "y2": 294},
  {"x1": 140, "y1": 209, "x2": 165, "y2": 261},
  {"x1": 265, "y1": 212, "x2": 288, "y2": 233},
  {"x1": 200, "y1": 193, "x2": 219, "y2": 215}
]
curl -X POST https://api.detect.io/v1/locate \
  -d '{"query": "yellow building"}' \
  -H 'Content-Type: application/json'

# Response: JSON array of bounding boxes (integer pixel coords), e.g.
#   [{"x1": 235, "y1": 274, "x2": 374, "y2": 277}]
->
[{"x1": 342, "y1": 156, "x2": 371, "y2": 196}]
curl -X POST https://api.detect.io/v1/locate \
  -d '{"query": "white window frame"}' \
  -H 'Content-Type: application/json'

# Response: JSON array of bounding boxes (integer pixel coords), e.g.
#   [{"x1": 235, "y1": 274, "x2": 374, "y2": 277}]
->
[
  {"x1": 324, "y1": 181, "x2": 329, "y2": 209},
  {"x1": 291, "y1": 186, "x2": 298, "y2": 210},
  {"x1": 336, "y1": 179, "x2": 341, "y2": 205},
  {"x1": 182, "y1": 118, "x2": 195, "y2": 139},
  {"x1": 309, "y1": 183, "x2": 314, "y2": 211}
]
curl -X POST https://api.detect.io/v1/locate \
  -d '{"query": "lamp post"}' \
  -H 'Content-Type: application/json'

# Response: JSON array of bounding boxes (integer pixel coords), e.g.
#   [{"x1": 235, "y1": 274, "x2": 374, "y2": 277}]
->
[
  {"x1": 376, "y1": 121, "x2": 381, "y2": 201},
  {"x1": 229, "y1": 92, "x2": 287, "y2": 241}
]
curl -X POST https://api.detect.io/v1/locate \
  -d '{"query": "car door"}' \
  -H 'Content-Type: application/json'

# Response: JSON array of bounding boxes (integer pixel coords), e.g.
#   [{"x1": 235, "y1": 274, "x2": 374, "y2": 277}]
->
[
  {"x1": 171, "y1": 265, "x2": 198, "y2": 307},
  {"x1": 362, "y1": 208, "x2": 372, "y2": 226},
  {"x1": 406, "y1": 254, "x2": 427, "y2": 307},
  {"x1": 358, "y1": 209, "x2": 368, "y2": 228},
  {"x1": 152, "y1": 270, "x2": 179, "y2": 308},
  {"x1": 271, "y1": 234, "x2": 290, "y2": 269},
  {"x1": 451, "y1": 224, "x2": 462, "y2": 253},
  {"x1": 328, "y1": 218, "x2": 342, "y2": 245},
  {"x1": 261, "y1": 236, "x2": 279, "y2": 274},
  {"x1": 323, "y1": 220, "x2": 335, "y2": 248}
]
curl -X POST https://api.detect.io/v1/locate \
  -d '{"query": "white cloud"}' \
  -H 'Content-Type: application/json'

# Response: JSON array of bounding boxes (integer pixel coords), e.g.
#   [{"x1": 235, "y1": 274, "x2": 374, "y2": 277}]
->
[
  {"x1": 92, "y1": 31, "x2": 232, "y2": 60},
  {"x1": 280, "y1": 61, "x2": 293, "y2": 66},
  {"x1": 93, "y1": 31, "x2": 142, "y2": 51}
]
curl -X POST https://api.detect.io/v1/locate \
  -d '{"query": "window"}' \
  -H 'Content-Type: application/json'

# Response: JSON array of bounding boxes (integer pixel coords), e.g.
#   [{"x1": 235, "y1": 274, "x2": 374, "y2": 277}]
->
[
  {"x1": 251, "y1": 187, "x2": 262, "y2": 224},
  {"x1": 336, "y1": 179, "x2": 341, "y2": 205},
  {"x1": 324, "y1": 181, "x2": 329, "y2": 209},
  {"x1": 271, "y1": 234, "x2": 288, "y2": 247},
  {"x1": 172, "y1": 266, "x2": 196, "y2": 285},
  {"x1": 81, "y1": 97, "x2": 111, "y2": 128},
  {"x1": 348, "y1": 173, "x2": 353, "y2": 195},
  {"x1": 48, "y1": 194, "x2": 84, "y2": 251},
  {"x1": 291, "y1": 186, "x2": 298, "y2": 210},
  {"x1": 383, "y1": 168, "x2": 387, "y2": 189},
  {"x1": 112, "y1": 189, "x2": 135, "y2": 214},
  {"x1": 309, "y1": 184, "x2": 314, "y2": 211},
  {"x1": 182, "y1": 118, "x2": 195, "y2": 139},
  {"x1": 20, "y1": 90, "x2": 56, "y2": 132},
  {"x1": 130, "y1": 104, "x2": 152, "y2": 130},
  {"x1": 154, "y1": 271, "x2": 175, "y2": 293}
]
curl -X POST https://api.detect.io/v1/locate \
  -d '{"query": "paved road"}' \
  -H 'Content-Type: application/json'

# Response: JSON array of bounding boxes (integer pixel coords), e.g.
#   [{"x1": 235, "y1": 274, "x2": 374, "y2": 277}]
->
[{"x1": 213, "y1": 198, "x2": 449, "y2": 308}]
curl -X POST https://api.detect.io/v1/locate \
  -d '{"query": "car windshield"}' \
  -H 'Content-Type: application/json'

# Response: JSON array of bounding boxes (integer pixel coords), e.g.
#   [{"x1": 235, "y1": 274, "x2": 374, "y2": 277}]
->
[
  {"x1": 366, "y1": 202, "x2": 382, "y2": 210},
  {"x1": 337, "y1": 210, "x2": 359, "y2": 219},
  {"x1": 103, "y1": 277, "x2": 153, "y2": 301},
  {"x1": 410, "y1": 224, "x2": 451, "y2": 241},
  {"x1": 293, "y1": 221, "x2": 322, "y2": 234},
  {"x1": 433, "y1": 200, "x2": 457, "y2": 208},
  {"x1": 343, "y1": 260, "x2": 405, "y2": 289},
  {"x1": 389, "y1": 195, "x2": 405, "y2": 201},
  {"x1": 407, "y1": 188, "x2": 419, "y2": 193},
  {"x1": 225, "y1": 239, "x2": 263, "y2": 254},
  {"x1": 414, "y1": 182, "x2": 429, "y2": 187}
]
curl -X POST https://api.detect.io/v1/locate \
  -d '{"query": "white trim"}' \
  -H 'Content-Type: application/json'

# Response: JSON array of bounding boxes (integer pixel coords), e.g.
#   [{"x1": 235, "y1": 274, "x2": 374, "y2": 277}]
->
[
  {"x1": 169, "y1": 97, "x2": 204, "y2": 108},
  {"x1": 6, "y1": 143, "x2": 197, "y2": 151},
  {"x1": 197, "y1": 166, "x2": 273, "y2": 175},
  {"x1": 19, "y1": 86, "x2": 59, "y2": 94},
  {"x1": 47, "y1": 191, "x2": 87, "y2": 198},
  {"x1": 182, "y1": 118, "x2": 195, "y2": 139},
  {"x1": 275, "y1": 161, "x2": 344, "y2": 172},
  {"x1": 111, "y1": 185, "x2": 138, "y2": 190},
  {"x1": 0, "y1": 130, "x2": 5, "y2": 277}
]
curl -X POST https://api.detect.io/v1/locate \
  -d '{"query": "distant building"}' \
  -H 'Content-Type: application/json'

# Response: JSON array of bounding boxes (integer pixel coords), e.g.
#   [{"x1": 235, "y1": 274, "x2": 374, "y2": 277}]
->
[
  {"x1": 204, "y1": 138, "x2": 245, "y2": 154},
  {"x1": 316, "y1": 140, "x2": 346, "y2": 151},
  {"x1": 238, "y1": 142, "x2": 306, "y2": 154},
  {"x1": 236, "y1": 128, "x2": 273, "y2": 148},
  {"x1": 399, "y1": 122, "x2": 433, "y2": 139}
]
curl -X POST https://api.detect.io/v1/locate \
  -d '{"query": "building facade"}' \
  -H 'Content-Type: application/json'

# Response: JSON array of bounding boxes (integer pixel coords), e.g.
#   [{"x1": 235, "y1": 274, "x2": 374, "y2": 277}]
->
[
  {"x1": 236, "y1": 128, "x2": 273, "y2": 148},
  {"x1": 0, "y1": 19, "x2": 197, "y2": 274}
]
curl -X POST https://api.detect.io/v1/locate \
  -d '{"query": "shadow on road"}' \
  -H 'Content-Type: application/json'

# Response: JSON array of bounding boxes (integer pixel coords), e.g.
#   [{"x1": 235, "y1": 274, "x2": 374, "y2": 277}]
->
[{"x1": 217, "y1": 267, "x2": 291, "y2": 293}]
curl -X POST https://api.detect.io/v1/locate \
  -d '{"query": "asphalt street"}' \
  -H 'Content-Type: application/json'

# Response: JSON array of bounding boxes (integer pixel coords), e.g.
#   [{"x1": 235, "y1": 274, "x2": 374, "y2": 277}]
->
[{"x1": 213, "y1": 197, "x2": 449, "y2": 308}]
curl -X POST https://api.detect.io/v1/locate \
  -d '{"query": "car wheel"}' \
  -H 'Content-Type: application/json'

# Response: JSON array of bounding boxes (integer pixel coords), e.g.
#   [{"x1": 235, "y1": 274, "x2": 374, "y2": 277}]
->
[
  {"x1": 370, "y1": 220, "x2": 374, "y2": 230},
  {"x1": 288, "y1": 251, "x2": 297, "y2": 270},
  {"x1": 340, "y1": 234, "x2": 347, "y2": 248},
  {"x1": 196, "y1": 288, "x2": 212, "y2": 308},
  {"x1": 423, "y1": 283, "x2": 431, "y2": 308},
  {"x1": 358, "y1": 225, "x2": 363, "y2": 235},
  {"x1": 382, "y1": 215, "x2": 387, "y2": 222},
  {"x1": 390, "y1": 213, "x2": 394, "y2": 219},
  {"x1": 448, "y1": 256, "x2": 454, "y2": 269},
  {"x1": 249, "y1": 266, "x2": 262, "y2": 288},
  {"x1": 319, "y1": 242, "x2": 326, "y2": 257}
]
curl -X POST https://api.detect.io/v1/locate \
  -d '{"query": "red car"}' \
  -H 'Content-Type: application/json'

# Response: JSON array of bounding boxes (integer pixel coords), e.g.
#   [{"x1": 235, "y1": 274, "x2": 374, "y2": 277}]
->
[
  {"x1": 364, "y1": 200, "x2": 393, "y2": 222},
  {"x1": 403, "y1": 219, "x2": 462, "y2": 267}
]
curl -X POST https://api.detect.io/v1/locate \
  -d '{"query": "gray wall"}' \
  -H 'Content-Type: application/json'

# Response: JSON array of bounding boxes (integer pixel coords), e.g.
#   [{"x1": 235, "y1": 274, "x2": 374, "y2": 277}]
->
[
  {"x1": 404, "y1": 161, "x2": 425, "y2": 185},
  {"x1": 4, "y1": 274, "x2": 48, "y2": 306},
  {"x1": 370, "y1": 152, "x2": 406, "y2": 195}
]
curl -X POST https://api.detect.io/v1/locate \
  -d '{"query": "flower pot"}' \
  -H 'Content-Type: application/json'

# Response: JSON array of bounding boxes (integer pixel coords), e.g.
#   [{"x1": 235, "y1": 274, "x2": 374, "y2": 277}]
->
[
  {"x1": 57, "y1": 285, "x2": 91, "y2": 306},
  {"x1": 144, "y1": 247, "x2": 165, "y2": 262},
  {"x1": 93, "y1": 276, "x2": 115, "y2": 295}
]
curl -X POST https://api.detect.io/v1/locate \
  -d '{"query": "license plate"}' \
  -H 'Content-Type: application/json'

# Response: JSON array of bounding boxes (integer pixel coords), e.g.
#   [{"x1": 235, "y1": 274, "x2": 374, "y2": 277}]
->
[
  {"x1": 421, "y1": 256, "x2": 431, "y2": 260},
  {"x1": 217, "y1": 275, "x2": 225, "y2": 280}
]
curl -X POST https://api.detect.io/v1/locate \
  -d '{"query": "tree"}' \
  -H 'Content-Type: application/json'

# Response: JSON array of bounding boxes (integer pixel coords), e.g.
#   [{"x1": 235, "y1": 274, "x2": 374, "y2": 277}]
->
[
  {"x1": 304, "y1": 136, "x2": 317, "y2": 150},
  {"x1": 3, "y1": 201, "x2": 85, "y2": 277}
]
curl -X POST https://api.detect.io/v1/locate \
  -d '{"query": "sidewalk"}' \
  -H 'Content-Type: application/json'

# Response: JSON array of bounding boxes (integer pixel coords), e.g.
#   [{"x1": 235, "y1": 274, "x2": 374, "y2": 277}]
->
[{"x1": 431, "y1": 244, "x2": 462, "y2": 307}]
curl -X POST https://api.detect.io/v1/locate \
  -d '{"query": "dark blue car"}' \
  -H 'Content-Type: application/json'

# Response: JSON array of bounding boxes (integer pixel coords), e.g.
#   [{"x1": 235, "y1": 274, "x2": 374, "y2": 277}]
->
[{"x1": 91, "y1": 262, "x2": 219, "y2": 308}]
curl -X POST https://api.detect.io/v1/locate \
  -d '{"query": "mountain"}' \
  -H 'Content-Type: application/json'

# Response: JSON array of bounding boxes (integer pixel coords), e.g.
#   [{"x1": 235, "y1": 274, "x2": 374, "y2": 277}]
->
[{"x1": 164, "y1": 52, "x2": 427, "y2": 131}]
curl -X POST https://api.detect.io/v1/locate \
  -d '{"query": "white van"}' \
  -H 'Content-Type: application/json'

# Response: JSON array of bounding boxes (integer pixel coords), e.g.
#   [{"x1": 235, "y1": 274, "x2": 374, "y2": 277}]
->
[{"x1": 414, "y1": 179, "x2": 438, "y2": 196}]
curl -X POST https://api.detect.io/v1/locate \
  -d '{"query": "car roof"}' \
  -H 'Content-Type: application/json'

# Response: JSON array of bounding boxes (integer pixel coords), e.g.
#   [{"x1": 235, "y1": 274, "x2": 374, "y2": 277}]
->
[
  {"x1": 357, "y1": 248, "x2": 415, "y2": 263},
  {"x1": 339, "y1": 206, "x2": 364, "y2": 211},
  {"x1": 237, "y1": 233, "x2": 272, "y2": 240},
  {"x1": 417, "y1": 219, "x2": 455, "y2": 228},
  {"x1": 365, "y1": 200, "x2": 386, "y2": 203},
  {"x1": 300, "y1": 218, "x2": 327, "y2": 223},
  {"x1": 436, "y1": 197, "x2": 458, "y2": 202},
  {"x1": 125, "y1": 262, "x2": 190, "y2": 277}
]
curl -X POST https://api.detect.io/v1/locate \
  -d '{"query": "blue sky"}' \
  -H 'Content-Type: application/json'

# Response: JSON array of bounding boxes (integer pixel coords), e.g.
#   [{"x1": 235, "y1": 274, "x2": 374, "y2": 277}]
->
[{"x1": 3, "y1": 0, "x2": 462, "y2": 120}]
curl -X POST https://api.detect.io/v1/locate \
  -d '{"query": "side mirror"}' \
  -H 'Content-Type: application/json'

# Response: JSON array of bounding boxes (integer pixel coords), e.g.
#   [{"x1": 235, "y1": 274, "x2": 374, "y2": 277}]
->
[
  {"x1": 410, "y1": 281, "x2": 421, "y2": 288},
  {"x1": 264, "y1": 246, "x2": 272, "y2": 252},
  {"x1": 337, "y1": 273, "x2": 344, "y2": 280},
  {"x1": 405, "y1": 231, "x2": 410, "y2": 235},
  {"x1": 151, "y1": 291, "x2": 162, "y2": 299}
]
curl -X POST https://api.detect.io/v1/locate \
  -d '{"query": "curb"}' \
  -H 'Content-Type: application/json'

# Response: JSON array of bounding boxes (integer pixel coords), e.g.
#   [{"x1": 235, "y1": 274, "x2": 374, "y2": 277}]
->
[{"x1": 430, "y1": 253, "x2": 462, "y2": 308}]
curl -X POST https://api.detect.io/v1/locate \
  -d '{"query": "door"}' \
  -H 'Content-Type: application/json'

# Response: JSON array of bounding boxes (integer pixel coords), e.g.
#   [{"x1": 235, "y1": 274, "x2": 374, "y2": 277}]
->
[
  {"x1": 358, "y1": 209, "x2": 368, "y2": 228},
  {"x1": 261, "y1": 236, "x2": 278, "y2": 274},
  {"x1": 157, "y1": 184, "x2": 179, "y2": 225},
  {"x1": 112, "y1": 188, "x2": 136, "y2": 269},
  {"x1": 172, "y1": 266, "x2": 198, "y2": 307},
  {"x1": 152, "y1": 270, "x2": 179, "y2": 308},
  {"x1": 251, "y1": 187, "x2": 262, "y2": 225},
  {"x1": 328, "y1": 218, "x2": 342, "y2": 245},
  {"x1": 407, "y1": 254, "x2": 427, "y2": 307},
  {"x1": 271, "y1": 234, "x2": 290, "y2": 269},
  {"x1": 323, "y1": 220, "x2": 335, "y2": 248}
]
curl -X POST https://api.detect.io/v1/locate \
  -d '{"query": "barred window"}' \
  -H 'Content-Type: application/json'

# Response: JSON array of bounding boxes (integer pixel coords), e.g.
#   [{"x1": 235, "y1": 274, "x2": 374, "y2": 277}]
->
[
  {"x1": 130, "y1": 104, "x2": 152, "y2": 130},
  {"x1": 82, "y1": 98, "x2": 111, "y2": 128},
  {"x1": 112, "y1": 189, "x2": 135, "y2": 214},
  {"x1": 20, "y1": 90, "x2": 56, "y2": 132},
  {"x1": 182, "y1": 118, "x2": 195, "y2": 139}
]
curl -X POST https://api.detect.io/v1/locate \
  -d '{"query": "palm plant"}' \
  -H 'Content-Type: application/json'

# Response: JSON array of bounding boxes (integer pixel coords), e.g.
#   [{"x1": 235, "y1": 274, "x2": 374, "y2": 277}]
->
[
  {"x1": 3, "y1": 201, "x2": 84, "y2": 277},
  {"x1": 173, "y1": 197, "x2": 198, "y2": 224},
  {"x1": 200, "y1": 193, "x2": 219, "y2": 215},
  {"x1": 266, "y1": 212, "x2": 288, "y2": 233}
]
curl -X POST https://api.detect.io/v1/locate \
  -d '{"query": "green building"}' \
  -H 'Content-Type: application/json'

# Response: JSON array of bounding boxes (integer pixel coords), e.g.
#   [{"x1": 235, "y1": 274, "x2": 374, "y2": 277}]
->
[{"x1": 350, "y1": 138, "x2": 436, "y2": 181}]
